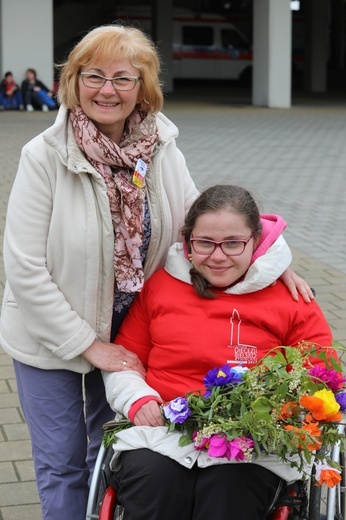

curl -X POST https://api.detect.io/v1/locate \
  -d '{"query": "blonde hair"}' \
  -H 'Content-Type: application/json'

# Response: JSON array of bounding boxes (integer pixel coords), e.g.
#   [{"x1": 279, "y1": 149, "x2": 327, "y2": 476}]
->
[{"x1": 58, "y1": 24, "x2": 163, "y2": 113}]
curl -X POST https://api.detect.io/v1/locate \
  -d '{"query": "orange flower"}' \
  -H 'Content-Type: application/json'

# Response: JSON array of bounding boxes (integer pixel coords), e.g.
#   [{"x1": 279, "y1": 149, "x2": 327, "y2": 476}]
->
[
  {"x1": 285, "y1": 419, "x2": 322, "y2": 451},
  {"x1": 315, "y1": 461, "x2": 342, "y2": 487},
  {"x1": 302, "y1": 421, "x2": 322, "y2": 449},
  {"x1": 280, "y1": 401, "x2": 299, "y2": 419},
  {"x1": 318, "y1": 469, "x2": 342, "y2": 487},
  {"x1": 300, "y1": 392, "x2": 341, "y2": 422}
]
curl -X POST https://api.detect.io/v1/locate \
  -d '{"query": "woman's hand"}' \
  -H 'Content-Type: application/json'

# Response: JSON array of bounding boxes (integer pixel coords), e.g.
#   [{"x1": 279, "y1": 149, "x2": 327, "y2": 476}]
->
[
  {"x1": 133, "y1": 400, "x2": 164, "y2": 427},
  {"x1": 82, "y1": 340, "x2": 146, "y2": 376},
  {"x1": 279, "y1": 268, "x2": 315, "y2": 303}
]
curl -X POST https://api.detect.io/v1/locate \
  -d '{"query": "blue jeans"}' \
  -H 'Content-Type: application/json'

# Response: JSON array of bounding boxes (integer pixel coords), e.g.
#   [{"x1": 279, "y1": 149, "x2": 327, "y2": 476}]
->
[
  {"x1": 13, "y1": 361, "x2": 114, "y2": 520},
  {"x1": 26, "y1": 89, "x2": 57, "y2": 109},
  {"x1": 0, "y1": 91, "x2": 23, "y2": 109}
]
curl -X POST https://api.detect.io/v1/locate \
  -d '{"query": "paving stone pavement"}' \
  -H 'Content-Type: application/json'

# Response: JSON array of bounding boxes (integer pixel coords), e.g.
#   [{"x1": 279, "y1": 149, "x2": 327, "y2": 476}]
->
[{"x1": 0, "y1": 85, "x2": 345, "y2": 519}]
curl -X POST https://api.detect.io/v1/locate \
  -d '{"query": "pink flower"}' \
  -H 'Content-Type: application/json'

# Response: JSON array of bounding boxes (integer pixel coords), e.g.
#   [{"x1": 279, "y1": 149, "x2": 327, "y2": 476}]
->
[
  {"x1": 192, "y1": 431, "x2": 209, "y2": 450},
  {"x1": 228, "y1": 439, "x2": 246, "y2": 460},
  {"x1": 208, "y1": 434, "x2": 229, "y2": 458},
  {"x1": 228, "y1": 437, "x2": 255, "y2": 461},
  {"x1": 206, "y1": 434, "x2": 254, "y2": 461},
  {"x1": 308, "y1": 367, "x2": 345, "y2": 393}
]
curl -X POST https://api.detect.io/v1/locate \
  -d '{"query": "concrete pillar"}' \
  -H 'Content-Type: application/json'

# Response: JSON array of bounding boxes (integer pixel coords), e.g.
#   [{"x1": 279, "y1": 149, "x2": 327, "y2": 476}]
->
[
  {"x1": 152, "y1": 0, "x2": 174, "y2": 93},
  {"x1": 304, "y1": 0, "x2": 329, "y2": 92},
  {"x1": 0, "y1": 0, "x2": 54, "y2": 89},
  {"x1": 252, "y1": 0, "x2": 292, "y2": 108}
]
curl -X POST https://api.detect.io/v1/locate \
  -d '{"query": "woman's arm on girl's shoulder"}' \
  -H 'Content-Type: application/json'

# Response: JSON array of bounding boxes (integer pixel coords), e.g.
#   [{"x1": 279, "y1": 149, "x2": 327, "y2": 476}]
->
[{"x1": 279, "y1": 268, "x2": 315, "y2": 303}]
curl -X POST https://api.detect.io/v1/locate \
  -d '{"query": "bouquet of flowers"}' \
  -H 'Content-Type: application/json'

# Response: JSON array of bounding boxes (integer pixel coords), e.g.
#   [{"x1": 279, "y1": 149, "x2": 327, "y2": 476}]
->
[{"x1": 103, "y1": 342, "x2": 346, "y2": 487}]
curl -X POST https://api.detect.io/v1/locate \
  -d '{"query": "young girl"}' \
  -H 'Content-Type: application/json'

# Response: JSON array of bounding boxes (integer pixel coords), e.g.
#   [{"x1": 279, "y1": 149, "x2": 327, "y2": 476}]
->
[{"x1": 102, "y1": 185, "x2": 333, "y2": 520}]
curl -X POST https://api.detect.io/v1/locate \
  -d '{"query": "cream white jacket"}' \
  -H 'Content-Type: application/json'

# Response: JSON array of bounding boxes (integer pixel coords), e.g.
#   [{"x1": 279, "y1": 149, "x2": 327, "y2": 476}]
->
[{"x1": 0, "y1": 106, "x2": 198, "y2": 373}]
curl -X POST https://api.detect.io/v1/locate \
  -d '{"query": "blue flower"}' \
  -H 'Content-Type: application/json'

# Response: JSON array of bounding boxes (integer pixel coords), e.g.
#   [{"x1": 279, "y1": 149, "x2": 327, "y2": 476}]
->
[
  {"x1": 336, "y1": 392, "x2": 346, "y2": 411},
  {"x1": 204, "y1": 364, "x2": 244, "y2": 388},
  {"x1": 162, "y1": 397, "x2": 191, "y2": 424}
]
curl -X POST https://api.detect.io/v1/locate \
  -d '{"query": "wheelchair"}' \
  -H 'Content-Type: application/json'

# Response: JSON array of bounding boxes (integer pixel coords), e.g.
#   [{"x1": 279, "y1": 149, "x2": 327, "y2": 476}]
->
[{"x1": 86, "y1": 421, "x2": 346, "y2": 520}]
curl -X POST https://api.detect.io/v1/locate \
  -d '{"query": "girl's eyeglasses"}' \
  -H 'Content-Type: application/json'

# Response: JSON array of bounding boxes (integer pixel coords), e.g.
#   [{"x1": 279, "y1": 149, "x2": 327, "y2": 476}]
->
[{"x1": 190, "y1": 234, "x2": 253, "y2": 256}]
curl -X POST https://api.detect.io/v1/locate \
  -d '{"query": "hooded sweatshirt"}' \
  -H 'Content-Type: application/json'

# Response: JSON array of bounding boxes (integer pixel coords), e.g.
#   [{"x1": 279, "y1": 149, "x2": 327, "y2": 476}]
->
[{"x1": 102, "y1": 215, "x2": 332, "y2": 482}]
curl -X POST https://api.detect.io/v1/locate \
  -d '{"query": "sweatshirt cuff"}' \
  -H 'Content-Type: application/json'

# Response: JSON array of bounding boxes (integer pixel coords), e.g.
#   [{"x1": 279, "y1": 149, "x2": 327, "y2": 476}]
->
[{"x1": 128, "y1": 396, "x2": 163, "y2": 423}]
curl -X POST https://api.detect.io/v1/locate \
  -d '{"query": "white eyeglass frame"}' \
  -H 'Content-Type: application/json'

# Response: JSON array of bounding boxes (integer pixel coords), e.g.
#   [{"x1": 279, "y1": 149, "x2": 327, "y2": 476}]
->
[{"x1": 80, "y1": 72, "x2": 141, "y2": 91}]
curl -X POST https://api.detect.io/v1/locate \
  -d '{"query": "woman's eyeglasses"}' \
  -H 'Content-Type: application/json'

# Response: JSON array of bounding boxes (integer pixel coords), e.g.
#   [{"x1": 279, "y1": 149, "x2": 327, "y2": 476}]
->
[
  {"x1": 80, "y1": 73, "x2": 141, "y2": 91},
  {"x1": 190, "y1": 234, "x2": 253, "y2": 256}
]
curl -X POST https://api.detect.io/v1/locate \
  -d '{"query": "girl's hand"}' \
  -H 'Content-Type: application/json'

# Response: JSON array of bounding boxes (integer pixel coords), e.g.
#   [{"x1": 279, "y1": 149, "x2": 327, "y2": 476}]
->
[
  {"x1": 279, "y1": 268, "x2": 315, "y2": 303},
  {"x1": 133, "y1": 400, "x2": 164, "y2": 426},
  {"x1": 82, "y1": 340, "x2": 146, "y2": 376}
]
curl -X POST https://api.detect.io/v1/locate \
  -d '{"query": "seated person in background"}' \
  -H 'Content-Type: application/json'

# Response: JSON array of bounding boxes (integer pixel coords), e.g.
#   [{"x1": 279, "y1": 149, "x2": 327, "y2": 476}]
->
[
  {"x1": 102, "y1": 184, "x2": 335, "y2": 520},
  {"x1": 21, "y1": 68, "x2": 57, "y2": 112},
  {"x1": 0, "y1": 72, "x2": 24, "y2": 110}
]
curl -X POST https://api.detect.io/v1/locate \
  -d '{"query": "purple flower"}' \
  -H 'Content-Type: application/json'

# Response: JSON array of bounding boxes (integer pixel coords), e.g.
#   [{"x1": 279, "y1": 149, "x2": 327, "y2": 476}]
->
[
  {"x1": 308, "y1": 367, "x2": 345, "y2": 393},
  {"x1": 336, "y1": 392, "x2": 346, "y2": 411},
  {"x1": 204, "y1": 364, "x2": 244, "y2": 388},
  {"x1": 162, "y1": 397, "x2": 191, "y2": 424}
]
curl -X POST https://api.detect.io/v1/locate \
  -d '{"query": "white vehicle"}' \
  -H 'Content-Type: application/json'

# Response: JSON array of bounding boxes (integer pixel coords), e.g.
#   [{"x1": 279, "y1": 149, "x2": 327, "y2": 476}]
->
[{"x1": 113, "y1": 7, "x2": 253, "y2": 82}]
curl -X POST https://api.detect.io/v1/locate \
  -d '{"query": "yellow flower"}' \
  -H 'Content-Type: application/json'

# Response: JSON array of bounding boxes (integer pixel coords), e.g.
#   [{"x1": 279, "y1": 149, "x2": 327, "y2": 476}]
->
[
  {"x1": 300, "y1": 389, "x2": 341, "y2": 422},
  {"x1": 314, "y1": 389, "x2": 340, "y2": 416}
]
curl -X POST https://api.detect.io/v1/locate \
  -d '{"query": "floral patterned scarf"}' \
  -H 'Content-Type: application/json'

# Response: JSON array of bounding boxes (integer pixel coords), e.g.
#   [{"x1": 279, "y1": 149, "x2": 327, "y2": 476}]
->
[{"x1": 70, "y1": 107, "x2": 158, "y2": 292}]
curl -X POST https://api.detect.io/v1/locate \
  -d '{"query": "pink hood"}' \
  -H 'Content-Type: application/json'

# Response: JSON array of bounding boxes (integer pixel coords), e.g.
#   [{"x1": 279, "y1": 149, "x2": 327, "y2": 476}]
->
[{"x1": 251, "y1": 214, "x2": 287, "y2": 264}]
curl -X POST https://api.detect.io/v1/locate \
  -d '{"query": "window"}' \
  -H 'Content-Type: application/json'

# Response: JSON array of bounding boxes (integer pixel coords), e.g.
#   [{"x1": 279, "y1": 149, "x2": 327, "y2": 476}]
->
[
  {"x1": 221, "y1": 29, "x2": 250, "y2": 50},
  {"x1": 182, "y1": 26, "x2": 213, "y2": 46}
]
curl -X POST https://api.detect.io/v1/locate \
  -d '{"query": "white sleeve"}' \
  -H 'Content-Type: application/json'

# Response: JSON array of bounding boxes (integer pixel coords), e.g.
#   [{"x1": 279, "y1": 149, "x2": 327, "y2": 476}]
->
[{"x1": 102, "y1": 370, "x2": 162, "y2": 418}]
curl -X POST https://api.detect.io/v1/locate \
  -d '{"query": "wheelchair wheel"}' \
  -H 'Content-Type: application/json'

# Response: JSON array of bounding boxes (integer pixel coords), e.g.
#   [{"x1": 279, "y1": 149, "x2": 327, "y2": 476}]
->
[
  {"x1": 86, "y1": 444, "x2": 123, "y2": 520},
  {"x1": 86, "y1": 443, "x2": 107, "y2": 519},
  {"x1": 308, "y1": 432, "x2": 346, "y2": 520},
  {"x1": 267, "y1": 480, "x2": 308, "y2": 520}
]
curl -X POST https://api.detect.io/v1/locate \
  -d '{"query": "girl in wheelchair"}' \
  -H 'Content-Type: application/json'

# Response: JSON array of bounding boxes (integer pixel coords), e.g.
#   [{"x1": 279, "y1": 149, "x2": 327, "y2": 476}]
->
[{"x1": 102, "y1": 184, "x2": 337, "y2": 519}]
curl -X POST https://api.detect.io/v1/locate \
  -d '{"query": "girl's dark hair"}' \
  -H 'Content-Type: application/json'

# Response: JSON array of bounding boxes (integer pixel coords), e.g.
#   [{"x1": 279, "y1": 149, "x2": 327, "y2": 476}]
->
[{"x1": 181, "y1": 185, "x2": 262, "y2": 298}]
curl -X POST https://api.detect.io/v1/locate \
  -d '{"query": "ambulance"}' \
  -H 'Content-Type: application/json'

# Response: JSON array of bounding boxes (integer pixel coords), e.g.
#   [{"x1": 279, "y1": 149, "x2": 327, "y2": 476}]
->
[{"x1": 113, "y1": 7, "x2": 253, "y2": 83}]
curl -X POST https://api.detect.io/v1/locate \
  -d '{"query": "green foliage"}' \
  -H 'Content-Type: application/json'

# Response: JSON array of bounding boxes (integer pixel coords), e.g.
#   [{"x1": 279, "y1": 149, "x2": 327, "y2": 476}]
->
[{"x1": 102, "y1": 342, "x2": 346, "y2": 484}]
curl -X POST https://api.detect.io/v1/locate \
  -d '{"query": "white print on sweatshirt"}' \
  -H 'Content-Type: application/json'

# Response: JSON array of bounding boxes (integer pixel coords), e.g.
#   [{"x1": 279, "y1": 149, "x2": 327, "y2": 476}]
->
[{"x1": 227, "y1": 308, "x2": 258, "y2": 366}]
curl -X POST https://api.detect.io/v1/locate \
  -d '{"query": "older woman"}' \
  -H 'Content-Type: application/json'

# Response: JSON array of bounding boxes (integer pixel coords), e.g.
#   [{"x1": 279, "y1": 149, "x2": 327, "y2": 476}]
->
[
  {"x1": 0, "y1": 25, "x2": 312, "y2": 520},
  {"x1": 0, "y1": 25, "x2": 197, "y2": 520}
]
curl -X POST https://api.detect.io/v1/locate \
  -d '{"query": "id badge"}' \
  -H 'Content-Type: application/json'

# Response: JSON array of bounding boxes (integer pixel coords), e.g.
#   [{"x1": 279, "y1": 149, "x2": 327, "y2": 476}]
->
[{"x1": 132, "y1": 158, "x2": 148, "y2": 188}]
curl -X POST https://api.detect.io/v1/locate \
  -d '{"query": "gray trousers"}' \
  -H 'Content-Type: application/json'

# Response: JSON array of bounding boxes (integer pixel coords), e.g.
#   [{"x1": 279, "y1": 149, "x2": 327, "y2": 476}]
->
[{"x1": 13, "y1": 360, "x2": 113, "y2": 520}]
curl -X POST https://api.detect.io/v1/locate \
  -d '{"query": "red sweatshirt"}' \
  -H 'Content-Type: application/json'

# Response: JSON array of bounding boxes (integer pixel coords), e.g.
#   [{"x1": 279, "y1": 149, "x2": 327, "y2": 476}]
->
[{"x1": 115, "y1": 270, "x2": 332, "y2": 403}]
